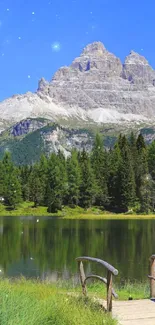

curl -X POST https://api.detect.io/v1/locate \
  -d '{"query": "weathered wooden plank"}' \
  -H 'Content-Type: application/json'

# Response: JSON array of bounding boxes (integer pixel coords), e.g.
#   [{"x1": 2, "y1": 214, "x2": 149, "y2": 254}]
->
[
  {"x1": 79, "y1": 261, "x2": 87, "y2": 296},
  {"x1": 112, "y1": 299, "x2": 155, "y2": 325},
  {"x1": 107, "y1": 271, "x2": 113, "y2": 312},
  {"x1": 76, "y1": 256, "x2": 118, "y2": 276}
]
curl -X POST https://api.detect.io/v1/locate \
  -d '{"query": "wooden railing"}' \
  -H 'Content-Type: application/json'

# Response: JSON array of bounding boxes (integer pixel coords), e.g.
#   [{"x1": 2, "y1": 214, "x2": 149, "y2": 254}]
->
[
  {"x1": 76, "y1": 256, "x2": 118, "y2": 312},
  {"x1": 148, "y1": 255, "x2": 155, "y2": 298}
]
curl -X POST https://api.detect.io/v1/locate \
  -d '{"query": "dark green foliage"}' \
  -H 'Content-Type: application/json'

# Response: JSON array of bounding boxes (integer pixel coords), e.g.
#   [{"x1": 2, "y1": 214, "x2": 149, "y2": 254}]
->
[
  {"x1": 2, "y1": 152, "x2": 22, "y2": 209},
  {"x1": 79, "y1": 149, "x2": 96, "y2": 208},
  {"x1": 37, "y1": 154, "x2": 48, "y2": 205},
  {"x1": 45, "y1": 153, "x2": 66, "y2": 213},
  {"x1": 66, "y1": 150, "x2": 81, "y2": 206},
  {"x1": 0, "y1": 160, "x2": 5, "y2": 196},
  {"x1": 148, "y1": 141, "x2": 155, "y2": 180},
  {"x1": 107, "y1": 136, "x2": 136, "y2": 212},
  {"x1": 115, "y1": 136, "x2": 136, "y2": 212},
  {"x1": 91, "y1": 134, "x2": 108, "y2": 208},
  {"x1": 28, "y1": 166, "x2": 44, "y2": 207},
  {"x1": 107, "y1": 142, "x2": 122, "y2": 211},
  {"x1": 5, "y1": 172, "x2": 22, "y2": 209},
  {"x1": 19, "y1": 165, "x2": 31, "y2": 201},
  {"x1": 136, "y1": 135, "x2": 149, "y2": 212},
  {"x1": 0, "y1": 129, "x2": 46, "y2": 165},
  {"x1": 1, "y1": 132, "x2": 155, "y2": 214}
]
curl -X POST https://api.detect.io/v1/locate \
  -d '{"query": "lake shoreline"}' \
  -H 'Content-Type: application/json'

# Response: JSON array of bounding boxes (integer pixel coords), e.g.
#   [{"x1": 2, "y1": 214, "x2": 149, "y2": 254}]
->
[{"x1": 1, "y1": 202, "x2": 155, "y2": 219}]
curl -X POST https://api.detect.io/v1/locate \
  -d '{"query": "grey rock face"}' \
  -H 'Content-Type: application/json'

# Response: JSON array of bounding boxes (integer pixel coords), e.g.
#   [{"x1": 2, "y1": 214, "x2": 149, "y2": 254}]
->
[
  {"x1": 123, "y1": 51, "x2": 155, "y2": 86},
  {"x1": 1, "y1": 41, "x2": 155, "y2": 128},
  {"x1": 10, "y1": 118, "x2": 49, "y2": 137},
  {"x1": 70, "y1": 42, "x2": 122, "y2": 77},
  {"x1": 42, "y1": 126, "x2": 94, "y2": 157}
]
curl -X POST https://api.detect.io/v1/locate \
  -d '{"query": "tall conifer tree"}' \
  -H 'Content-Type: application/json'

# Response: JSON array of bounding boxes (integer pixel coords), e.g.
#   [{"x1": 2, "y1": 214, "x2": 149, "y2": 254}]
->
[
  {"x1": 79, "y1": 149, "x2": 96, "y2": 208},
  {"x1": 66, "y1": 150, "x2": 81, "y2": 206},
  {"x1": 91, "y1": 134, "x2": 108, "y2": 208}
]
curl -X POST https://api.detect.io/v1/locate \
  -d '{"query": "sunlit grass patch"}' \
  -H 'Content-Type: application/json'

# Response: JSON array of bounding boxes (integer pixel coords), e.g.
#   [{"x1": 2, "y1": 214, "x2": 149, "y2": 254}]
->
[
  {"x1": 0, "y1": 278, "x2": 117, "y2": 325},
  {"x1": 1, "y1": 201, "x2": 155, "y2": 219}
]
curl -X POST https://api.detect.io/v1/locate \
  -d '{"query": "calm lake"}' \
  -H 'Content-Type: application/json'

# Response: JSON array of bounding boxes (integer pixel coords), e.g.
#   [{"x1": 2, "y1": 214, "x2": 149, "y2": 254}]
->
[{"x1": 0, "y1": 217, "x2": 154, "y2": 284}]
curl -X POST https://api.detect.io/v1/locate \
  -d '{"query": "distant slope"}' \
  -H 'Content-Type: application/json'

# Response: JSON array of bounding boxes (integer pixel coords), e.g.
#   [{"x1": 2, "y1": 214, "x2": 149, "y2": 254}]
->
[{"x1": 1, "y1": 117, "x2": 155, "y2": 165}]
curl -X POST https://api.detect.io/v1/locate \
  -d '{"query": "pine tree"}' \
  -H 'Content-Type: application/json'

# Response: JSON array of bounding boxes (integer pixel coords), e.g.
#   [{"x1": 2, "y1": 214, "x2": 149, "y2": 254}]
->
[
  {"x1": 107, "y1": 142, "x2": 122, "y2": 210},
  {"x1": 45, "y1": 153, "x2": 64, "y2": 212},
  {"x1": 38, "y1": 154, "x2": 48, "y2": 205},
  {"x1": 0, "y1": 160, "x2": 5, "y2": 197},
  {"x1": 109, "y1": 136, "x2": 136, "y2": 212},
  {"x1": 20, "y1": 165, "x2": 31, "y2": 201},
  {"x1": 148, "y1": 140, "x2": 155, "y2": 180},
  {"x1": 57, "y1": 150, "x2": 68, "y2": 204},
  {"x1": 140, "y1": 174, "x2": 152, "y2": 213},
  {"x1": 128, "y1": 132, "x2": 138, "y2": 173},
  {"x1": 28, "y1": 165, "x2": 43, "y2": 207},
  {"x1": 2, "y1": 152, "x2": 14, "y2": 200},
  {"x1": 66, "y1": 150, "x2": 81, "y2": 206},
  {"x1": 6, "y1": 171, "x2": 22, "y2": 209},
  {"x1": 147, "y1": 141, "x2": 155, "y2": 210},
  {"x1": 91, "y1": 134, "x2": 108, "y2": 208},
  {"x1": 2, "y1": 152, "x2": 22, "y2": 208},
  {"x1": 79, "y1": 149, "x2": 96, "y2": 209},
  {"x1": 117, "y1": 136, "x2": 136, "y2": 212},
  {"x1": 136, "y1": 134, "x2": 149, "y2": 212}
]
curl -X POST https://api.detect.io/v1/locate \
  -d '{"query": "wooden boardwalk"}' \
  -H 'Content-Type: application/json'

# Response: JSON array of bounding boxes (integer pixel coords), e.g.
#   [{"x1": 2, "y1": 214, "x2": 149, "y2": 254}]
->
[
  {"x1": 112, "y1": 299, "x2": 155, "y2": 325},
  {"x1": 76, "y1": 256, "x2": 155, "y2": 324}
]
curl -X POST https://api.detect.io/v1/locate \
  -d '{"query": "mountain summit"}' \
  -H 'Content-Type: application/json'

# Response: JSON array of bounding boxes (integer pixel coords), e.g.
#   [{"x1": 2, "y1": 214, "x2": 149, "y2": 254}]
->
[{"x1": 1, "y1": 41, "x2": 155, "y2": 132}]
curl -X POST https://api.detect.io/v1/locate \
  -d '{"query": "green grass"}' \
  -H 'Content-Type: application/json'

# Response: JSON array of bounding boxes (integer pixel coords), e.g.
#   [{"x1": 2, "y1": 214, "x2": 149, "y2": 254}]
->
[
  {"x1": 54, "y1": 278, "x2": 150, "y2": 301},
  {"x1": 1, "y1": 201, "x2": 155, "y2": 219},
  {"x1": 0, "y1": 277, "x2": 150, "y2": 324},
  {"x1": 0, "y1": 279, "x2": 116, "y2": 325},
  {"x1": 82, "y1": 280, "x2": 150, "y2": 301}
]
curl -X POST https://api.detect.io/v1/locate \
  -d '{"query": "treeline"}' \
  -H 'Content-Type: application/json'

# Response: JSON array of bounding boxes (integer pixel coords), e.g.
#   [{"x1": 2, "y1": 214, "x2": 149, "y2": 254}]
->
[{"x1": 1, "y1": 133, "x2": 155, "y2": 213}]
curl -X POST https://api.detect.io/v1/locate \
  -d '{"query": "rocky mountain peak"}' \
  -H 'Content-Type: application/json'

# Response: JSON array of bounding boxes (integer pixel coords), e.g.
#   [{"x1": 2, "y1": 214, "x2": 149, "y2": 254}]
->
[
  {"x1": 38, "y1": 78, "x2": 49, "y2": 92},
  {"x1": 1, "y1": 40, "x2": 155, "y2": 129},
  {"x1": 55, "y1": 41, "x2": 123, "y2": 78},
  {"x1": 81, "y1": 41, "x2": 106, "y2": 56},
  {"x1": 125, "y1": 50, "x2": 150, "y2": 65},
  {"x1": 123, "y1": 50, "x2": 155, "y2": 85}
]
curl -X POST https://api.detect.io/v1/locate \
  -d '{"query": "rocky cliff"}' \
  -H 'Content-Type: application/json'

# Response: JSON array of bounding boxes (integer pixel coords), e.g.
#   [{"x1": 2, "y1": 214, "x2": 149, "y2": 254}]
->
[
  {"x1": 1, "y1": 117, "x2": 155, "y2": 165},
  {"x1": 1, "y1": 41, "x2": 155, "y2": 132}
]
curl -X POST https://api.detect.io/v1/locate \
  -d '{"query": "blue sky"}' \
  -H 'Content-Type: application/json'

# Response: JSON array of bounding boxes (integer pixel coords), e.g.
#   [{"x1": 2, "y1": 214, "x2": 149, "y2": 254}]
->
[{"x1": 0, "y1": 0, "x2": 155, "y2": 100}]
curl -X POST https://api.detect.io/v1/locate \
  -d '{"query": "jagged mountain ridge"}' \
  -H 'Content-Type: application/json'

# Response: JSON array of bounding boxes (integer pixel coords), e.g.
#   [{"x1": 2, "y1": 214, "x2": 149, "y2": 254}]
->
[
  {"x1": 1, "y1": 41, "x2": 155, "y2": 132},
  {"x1": 1, "y1": 117, "x2": 155, "y2": 165}
]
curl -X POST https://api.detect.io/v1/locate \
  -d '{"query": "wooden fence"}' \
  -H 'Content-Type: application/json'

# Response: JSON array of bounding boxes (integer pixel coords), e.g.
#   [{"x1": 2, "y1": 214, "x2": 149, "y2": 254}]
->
[{"x1": 76, "y1": 256, "x2": 118, "y2": 312}]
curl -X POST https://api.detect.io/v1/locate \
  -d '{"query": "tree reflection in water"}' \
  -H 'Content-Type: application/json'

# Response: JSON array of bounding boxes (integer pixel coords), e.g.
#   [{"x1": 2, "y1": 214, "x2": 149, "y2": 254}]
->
[{"x1": 0, "y1": 217, "x2": 154, "y2": 283}]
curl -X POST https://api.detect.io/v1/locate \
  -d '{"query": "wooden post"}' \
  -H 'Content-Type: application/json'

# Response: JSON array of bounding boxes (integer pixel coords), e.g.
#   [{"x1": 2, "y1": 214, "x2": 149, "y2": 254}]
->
[
  {"x1": 107, "y1": 270, "x2": 112, "y2": 312},
  {"x1": 150, "y1": 255, "x2": 155, "y2": 298},
  {"x1": 79, "y1": 261, "x2": 87, "y2": 296}
]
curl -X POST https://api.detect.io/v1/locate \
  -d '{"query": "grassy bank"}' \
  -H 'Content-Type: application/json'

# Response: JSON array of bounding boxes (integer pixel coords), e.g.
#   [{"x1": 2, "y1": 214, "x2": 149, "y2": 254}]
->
[
  {"x1": 0, "y1": 278, "x2": 150, "y2": 324},
  {"x1": 1, "y1": 201, "x2": 155, "y2": 219},
  {"x1": 0, "y1": 279, "x2": 116, "y2": 325}
]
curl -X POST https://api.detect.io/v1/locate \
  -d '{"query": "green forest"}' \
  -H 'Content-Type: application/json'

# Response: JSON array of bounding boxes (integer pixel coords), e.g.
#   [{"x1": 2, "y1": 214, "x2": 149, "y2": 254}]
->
[{"x1": 1, "y1": 132, "x2": 155, "y2": 214}]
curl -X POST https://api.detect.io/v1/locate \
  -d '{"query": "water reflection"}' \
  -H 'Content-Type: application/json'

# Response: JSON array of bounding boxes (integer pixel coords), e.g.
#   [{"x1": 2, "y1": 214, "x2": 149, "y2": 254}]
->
[{"x1": 0, "y1": 217, "x2": 154, "y2": 283}]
